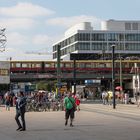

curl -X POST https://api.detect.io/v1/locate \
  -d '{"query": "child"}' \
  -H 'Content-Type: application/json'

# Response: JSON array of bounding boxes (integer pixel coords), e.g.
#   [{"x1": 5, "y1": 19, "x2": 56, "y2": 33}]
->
[{"x1": 75, "y1": 96, "x2": 80, "y2": 111}]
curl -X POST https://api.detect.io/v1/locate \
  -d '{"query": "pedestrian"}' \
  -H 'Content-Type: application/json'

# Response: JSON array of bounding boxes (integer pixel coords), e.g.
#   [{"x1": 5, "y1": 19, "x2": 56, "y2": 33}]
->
[
  {"x1": 137, "y1": 93, "x2": 140, "y2": 107},
  {"x1": 15, "y1": 91, "x2": 27, "y2": 131},
  {"x1": 4, "y1": 92, "x2": 11, "y2": 111},
  {"x1": 75, "y1": 96, "x2": 80, "y2": 111},
  {"x1": 102, "y1": 91, "x2": 108, "y2": 105},
  {"x1": 64, "y1": 92, "x2": 76, "y2": 127},
  {"x1": 108, "y1": 91, "x2": 113, "y2": 105}
]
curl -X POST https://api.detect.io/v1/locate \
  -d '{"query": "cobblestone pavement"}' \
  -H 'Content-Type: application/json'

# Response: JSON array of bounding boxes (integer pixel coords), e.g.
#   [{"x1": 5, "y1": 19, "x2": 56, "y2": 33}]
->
[{"x1": 0, "y1": 104, "x2": 140, "y2": 140}]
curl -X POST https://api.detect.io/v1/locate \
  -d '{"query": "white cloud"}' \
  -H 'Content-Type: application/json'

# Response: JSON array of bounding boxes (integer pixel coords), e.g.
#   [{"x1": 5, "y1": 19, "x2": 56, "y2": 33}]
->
[
  {"x1": 7, "y1": 32, "x2": 28, "y2": 46},
  {"x1": 32, "y1": 34, "x2": 63, "y2": 49},
  {"x1": 0, "y1": 18, "x2": 35, "y2": 30},
  {"x1": 0, "y1": 47, "x2": 52, "y2": 61},
  {"x1": 0, "y1": 2, "x2": 54, "y2": 30},
  {"x1": 0, "y1": 3, "x2": 103, "y2": 61},
  {"x1": 0, "y1": 2, "x2": 55, "y2": 18},
  {"x1": 46, "y1": 15, "x2": 102, "y2": 29},
  {"x1": 32, "y1": 35, "x2": 50, "y2": 45}
]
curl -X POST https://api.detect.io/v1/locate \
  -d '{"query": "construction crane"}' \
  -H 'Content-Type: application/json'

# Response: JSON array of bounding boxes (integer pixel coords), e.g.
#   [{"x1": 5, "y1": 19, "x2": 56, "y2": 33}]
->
[{"x1": 25, "y1": 48, "x2": 52, "y2": 55}]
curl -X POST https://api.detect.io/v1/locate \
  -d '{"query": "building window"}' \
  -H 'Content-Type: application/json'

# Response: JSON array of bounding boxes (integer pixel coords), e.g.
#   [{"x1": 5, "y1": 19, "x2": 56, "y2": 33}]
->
[
  {"x1": 125, "y1": 34, "x2": 140, "y2": 41},
  {"x1": 75, "y1": 34, "x2": 78, "y2": 41},
  {"x1": 118, "y1": 34, "x2": 124, "y2": 41},
  {"x1": 16, "y1": 63, "x2": 21, "y2": 68},
  {"x1": 85, "y1": 33, "x2": 90, "y2": 41},
  {"x1": 70, "y1": 45, "x2": 75, "y2": 52},
  {"x1": 125, "y1": 23, "x2": 131, "y2": 30},
  {"x1": 79, "y1": 63, "x2": 85, "y2": 68},
  {"x1": 108, "y1": 33, "x2": 118, "y2": 41},
  {"x1": 125, "y1": 34, "x2": 133, "y2": 41},
  {"x1": 79, "y1": 43, "x2": 90, "y2": 50},
  {"x1": 22, "y1": 63, "x2": 28, "y2": 68},
  {"x1": 75, "y1": 44, "x2": 79, "y2": 51},
  {"x1": 91, "y1": 43, "x2": 103, "y2": 50},
  {"x1": 91, "y1": 33, "x2": 106, "y2": 41},
  {"x1": 50, "y1": 63, "x2": 55, "y2": 68},
  {"x1": 0, "y1": 69, "x2": 9, "y2": 76},
  {"x1": 85, "y1": 63, "x2": 91, "y2": 68},
  {"x1": 132, "y1": 23, "x2": 138, "y2": 30},
  {"x1": 65, "y1": 63, "x2": 71, "y2": 68},
  {"x1": 60, "y1": 63, "x2": 64, "y2": 68},
  {"x1": 53, "y1": 52, "x2": 57, "y2": 59},
  {"x1": 45, "y1": 63, "x2": 50, "y2": 68},
  {"x1": 78, "y1": 33, "x2": 90, "y2": 41},
  {"x1": 35, "y1": 64, "x2": 41, "y2": 68}
]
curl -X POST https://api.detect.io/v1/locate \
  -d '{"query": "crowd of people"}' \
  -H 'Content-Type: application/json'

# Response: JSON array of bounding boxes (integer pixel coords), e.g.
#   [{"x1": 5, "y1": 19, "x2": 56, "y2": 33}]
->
[
  {"x1": 1, "y1": 89, "x2": 140, "y2": 132},
  {"x1": 0, "y1": 90, "x2": 81, "y2": 131},
  {"x1": 0, "y1": 90, "x2": 81, "y2": 112},
  {"x1": 101, "y1": 90, "x2": 139, "y2": 105},
  {"x1": 0, "y1": 91, "x2": 16, "y2": 111}
]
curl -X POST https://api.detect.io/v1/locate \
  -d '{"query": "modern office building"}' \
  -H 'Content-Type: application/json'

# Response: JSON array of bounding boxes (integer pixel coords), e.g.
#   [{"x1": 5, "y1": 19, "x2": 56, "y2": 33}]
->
[{"x1": 53, "y1": 20, "x2": 140, "y2": 60}]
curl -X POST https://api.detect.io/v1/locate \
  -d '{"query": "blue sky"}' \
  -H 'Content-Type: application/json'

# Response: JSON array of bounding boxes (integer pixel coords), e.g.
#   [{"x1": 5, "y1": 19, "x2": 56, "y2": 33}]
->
[{"x1": 0, "y1": 0, "x2": 140, "y2": 60}]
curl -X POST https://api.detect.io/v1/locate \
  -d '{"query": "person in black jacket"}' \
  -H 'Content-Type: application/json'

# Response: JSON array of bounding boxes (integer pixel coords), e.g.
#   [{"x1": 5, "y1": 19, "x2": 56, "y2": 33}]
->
[{"x1": 15, "y1": 91, "x2": 27, "y2": 131}]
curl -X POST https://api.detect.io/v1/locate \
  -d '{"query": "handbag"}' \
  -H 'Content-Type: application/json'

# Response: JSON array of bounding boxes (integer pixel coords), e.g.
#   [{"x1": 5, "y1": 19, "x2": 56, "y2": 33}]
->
[{"x1": 68, "y1": 97, "x2": 77, "y2": 111}]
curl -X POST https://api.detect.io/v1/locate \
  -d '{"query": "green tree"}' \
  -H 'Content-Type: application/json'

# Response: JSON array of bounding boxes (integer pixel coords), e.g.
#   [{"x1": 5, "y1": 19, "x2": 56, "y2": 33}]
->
[{"x1": 36, "y1": 81, "x2": 57, "y2": 91}]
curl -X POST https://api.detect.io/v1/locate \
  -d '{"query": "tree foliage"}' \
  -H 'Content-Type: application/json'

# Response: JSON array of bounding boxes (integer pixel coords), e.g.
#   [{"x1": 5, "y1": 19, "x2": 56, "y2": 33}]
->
[{"x1": 36, "y1": 81, "x2": 56, "y2": 92}]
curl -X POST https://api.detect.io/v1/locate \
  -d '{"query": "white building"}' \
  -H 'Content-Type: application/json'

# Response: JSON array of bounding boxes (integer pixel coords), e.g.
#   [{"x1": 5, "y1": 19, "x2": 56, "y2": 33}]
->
[{"x1": 53, "y1": 20, "x2": 140, "y2": 60}]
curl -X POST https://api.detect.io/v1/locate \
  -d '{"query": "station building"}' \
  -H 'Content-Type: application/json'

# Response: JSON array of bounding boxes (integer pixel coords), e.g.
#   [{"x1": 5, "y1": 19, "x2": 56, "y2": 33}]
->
[{"x1": 52, "y1": 20, "x2": 140, "y2": 96}]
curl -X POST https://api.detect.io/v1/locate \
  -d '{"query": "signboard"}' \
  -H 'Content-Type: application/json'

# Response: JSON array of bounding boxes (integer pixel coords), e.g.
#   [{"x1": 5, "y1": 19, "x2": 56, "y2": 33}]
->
[
  {"x1": 0, "y1": 61, "x2": 10, "y2": 84},
  {"x1": 60, "y1": 86, "x2": 67, "y2": 93},
  {"x1": 72, "y1": 85, "x2": 85, "y2": 93},
  {"x1": 85, "y1": 79, "x2": 101, "y2": 85},
  {"x1": 133, "y1": 75, "x2": 140, "y2": 93},
  {"x1": 25, "y1": 84, "x2": 36, "y2": 92}
]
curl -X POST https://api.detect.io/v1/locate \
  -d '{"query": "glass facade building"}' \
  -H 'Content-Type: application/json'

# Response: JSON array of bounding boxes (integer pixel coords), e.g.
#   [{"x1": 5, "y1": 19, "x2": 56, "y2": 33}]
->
[{"x1": 53, "y1": 21, "x2": 140, "y2": 60}]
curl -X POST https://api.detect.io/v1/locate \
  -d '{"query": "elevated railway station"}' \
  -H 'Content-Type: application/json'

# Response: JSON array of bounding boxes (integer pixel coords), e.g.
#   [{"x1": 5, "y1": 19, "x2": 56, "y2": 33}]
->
[{"x1": 9, "y1": 60, "x2": 138, "y2": 93}]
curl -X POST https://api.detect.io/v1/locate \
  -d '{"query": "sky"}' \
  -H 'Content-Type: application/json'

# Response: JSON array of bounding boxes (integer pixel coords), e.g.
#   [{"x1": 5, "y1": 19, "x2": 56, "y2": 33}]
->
[{"x1": 0, "y1": 0, "x2": 140, "y2": 60}]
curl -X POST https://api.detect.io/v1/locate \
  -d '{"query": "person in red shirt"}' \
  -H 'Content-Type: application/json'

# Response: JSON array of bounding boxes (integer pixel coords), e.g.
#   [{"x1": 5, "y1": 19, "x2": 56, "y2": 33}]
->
[
  {"x1": 72, "y1": 93, "x2": 81, "y2": 111},
  {"x1": 75, "y1": 96, "x2": 80, "y2": 111}
]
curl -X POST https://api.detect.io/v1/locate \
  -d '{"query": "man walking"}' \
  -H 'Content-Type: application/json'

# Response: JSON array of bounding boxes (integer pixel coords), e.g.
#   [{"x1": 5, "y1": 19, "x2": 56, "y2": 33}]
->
[
  {"x1": 15, "y1": 91, "x2": 27, "y2": 131},
  {"x1": 64, "y1": 92, "x2": 76, "y2": 127}
]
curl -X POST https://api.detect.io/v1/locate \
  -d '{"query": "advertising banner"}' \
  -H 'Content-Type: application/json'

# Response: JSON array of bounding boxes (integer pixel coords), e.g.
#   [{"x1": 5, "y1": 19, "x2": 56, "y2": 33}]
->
[
  {"x1": 133, "y1": 75, "x2": 140, "y2": 93},
  {"x1": 0, "y1": 61, "x2": 10, "y2": 84}
]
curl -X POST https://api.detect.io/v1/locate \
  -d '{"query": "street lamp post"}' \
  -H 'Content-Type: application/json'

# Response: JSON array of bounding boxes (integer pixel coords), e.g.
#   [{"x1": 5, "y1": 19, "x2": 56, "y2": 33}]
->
[
  {"x1": 119, "y1": 54, "x2": 123, "y2": 102},
  {"x1": 73, "y1": 55, "x2": 76, "y2": 95},
  {"x1": 119, "y1": 55, "x2": 123, "y2": 89},
  {"x1": 111, "y1": 45, "x2": 116, "y2": 109},
  {"x1": 57, "y1": 45, "x2": 61, "y2": 96}
]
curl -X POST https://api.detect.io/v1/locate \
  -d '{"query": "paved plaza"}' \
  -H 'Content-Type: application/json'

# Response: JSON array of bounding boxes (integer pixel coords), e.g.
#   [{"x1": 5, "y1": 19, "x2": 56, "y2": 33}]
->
[{"x1": 0, "y1": 103, "x2": 140, "y2": 140}]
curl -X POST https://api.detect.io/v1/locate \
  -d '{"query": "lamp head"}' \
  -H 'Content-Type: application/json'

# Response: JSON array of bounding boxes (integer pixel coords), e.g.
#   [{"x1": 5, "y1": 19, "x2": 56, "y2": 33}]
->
[{"x1": 111, "y1": 45, "x2": 116, "y2": 48}]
